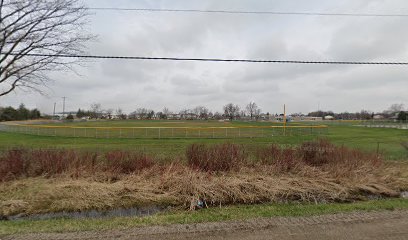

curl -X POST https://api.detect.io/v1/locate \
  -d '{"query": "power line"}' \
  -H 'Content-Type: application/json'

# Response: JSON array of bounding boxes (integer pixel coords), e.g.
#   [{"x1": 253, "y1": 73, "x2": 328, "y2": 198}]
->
[
  {"x1": 7, "y1": 53, "x2": 408, "y2": 65},
  {"x1": 87, "y1": 7, "x2": 408, "y2": 18}
]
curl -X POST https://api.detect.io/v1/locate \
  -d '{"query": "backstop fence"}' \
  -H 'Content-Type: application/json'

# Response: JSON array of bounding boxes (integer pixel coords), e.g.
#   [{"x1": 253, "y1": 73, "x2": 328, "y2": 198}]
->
[{"x1": 0, "y1": 123, "x2": 329, "y2": 139}]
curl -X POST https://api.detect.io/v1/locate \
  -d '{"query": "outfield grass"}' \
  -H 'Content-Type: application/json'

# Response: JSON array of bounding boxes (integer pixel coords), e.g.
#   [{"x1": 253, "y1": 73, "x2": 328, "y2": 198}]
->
[
  {"x1": 1, "y1": 199, "x2": 408, "y2": 235},
  {"x1": 3, "y1": 120, "x2": 327, "y2": 139},
  {"x1": 1, "y1": 120, "x2": 407, "y2": 160}
]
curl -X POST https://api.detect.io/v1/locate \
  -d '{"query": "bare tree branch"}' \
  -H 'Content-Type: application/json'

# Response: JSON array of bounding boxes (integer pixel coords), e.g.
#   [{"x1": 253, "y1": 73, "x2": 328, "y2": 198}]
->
[{"x1": 0, "y1": 0, "x2": 93, "y2": 97}]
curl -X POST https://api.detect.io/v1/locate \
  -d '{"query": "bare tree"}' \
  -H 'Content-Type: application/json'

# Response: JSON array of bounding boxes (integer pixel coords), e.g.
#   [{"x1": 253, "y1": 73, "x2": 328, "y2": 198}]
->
[
  {"x1": 0, "y1": 0, "x2": 92, "y2": 97},
  {"x1": 193, "y1": 106, "x2": 209, "y2": 120},
  {"x1": 105, "y1": 108, "x2": 113, "y2": 119},
  {"x1": 246, "y1": 101, "x2": 260, "y2": 120},
  {"x1": 162, "y1": 107, "x2": 170, "y2": 115},
  {"x1": 388, "y1": 104, "x2": 405, "y2": 113},
  {"x1": 115, "y1": 108, "x2": 126, "y2": 120},
  {"x1": 89, "y1": 103, "x2": 102, "y2": 119},
  {"x1": 223, "y1": 103, "x2": 240, "y2": 121},
  {"x1": 135, "y1": 108, "x2": 151, "y2": 120}
]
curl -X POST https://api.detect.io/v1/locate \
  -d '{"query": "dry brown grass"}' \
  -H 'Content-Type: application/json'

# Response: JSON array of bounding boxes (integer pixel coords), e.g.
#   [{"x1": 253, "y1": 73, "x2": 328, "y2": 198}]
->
[{"x1": 1, "y1": 162, "x2": 407, "y2": 217}]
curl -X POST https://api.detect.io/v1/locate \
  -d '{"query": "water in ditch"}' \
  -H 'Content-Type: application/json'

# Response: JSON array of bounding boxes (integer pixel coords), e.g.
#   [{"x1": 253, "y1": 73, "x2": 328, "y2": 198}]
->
[{"x1": 4, "y1": 205, "x2": 167, "y2": 221}]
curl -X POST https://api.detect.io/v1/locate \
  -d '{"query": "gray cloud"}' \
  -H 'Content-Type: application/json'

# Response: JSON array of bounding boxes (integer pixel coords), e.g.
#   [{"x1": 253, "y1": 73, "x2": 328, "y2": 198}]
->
[{"x1": 1, "y1": 0, "x2": 408, "y2": 114}]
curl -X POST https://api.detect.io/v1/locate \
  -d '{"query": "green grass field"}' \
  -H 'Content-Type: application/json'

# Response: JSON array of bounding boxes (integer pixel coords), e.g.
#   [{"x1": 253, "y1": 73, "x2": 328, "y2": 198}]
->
[
  {"x1": 1, "y1": 120, "x2": 407, "y2": 160},
  {"x1": 3, "y1": 120, "x2": 328, "y2": 140}
]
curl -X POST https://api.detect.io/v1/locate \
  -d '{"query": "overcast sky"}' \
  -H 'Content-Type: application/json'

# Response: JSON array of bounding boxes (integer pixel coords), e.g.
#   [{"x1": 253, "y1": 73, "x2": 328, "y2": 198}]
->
[{"x1": 1, "y1": 0, "x2": 408, "y2": 114}]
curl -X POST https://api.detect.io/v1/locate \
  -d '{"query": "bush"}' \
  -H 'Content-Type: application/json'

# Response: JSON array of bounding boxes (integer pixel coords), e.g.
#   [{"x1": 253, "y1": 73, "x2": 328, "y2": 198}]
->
[
  {"x1": 186, "y1": 143, "x2": 246, "y2": 172},
  {"x1": 105, "y1": 151, "x2": 155, "y2": 174},
  {"x1": 0, "y1": 149, "x2": 156, "y2": 181},
  {"x1": 299, "y1": 139, "x2": 336, "y2": 166},
  {"x1": 0, "y1": 149, "x2": 26, "y2": 181},
  {"x1": 0, "y1": 140, "x2": 382, "y2": 181},
  {"x1": 256, "y1": 139, "x2": 381, "y2": 173}
]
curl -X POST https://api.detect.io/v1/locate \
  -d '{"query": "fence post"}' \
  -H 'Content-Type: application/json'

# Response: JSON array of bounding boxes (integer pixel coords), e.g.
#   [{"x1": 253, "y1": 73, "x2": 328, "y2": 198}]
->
[
  {"x1": 212, "y1": 128, "x2": 215, "y2": 138},
  {"x1": 226, "y1": 128, "x2": 228, "y2": 138},
  {"x1": 159, "y1": 128, "x2": 161, "y2": 139},
  {"x1": 96, "y1": 128, "x2": 98, "y2": 138}
]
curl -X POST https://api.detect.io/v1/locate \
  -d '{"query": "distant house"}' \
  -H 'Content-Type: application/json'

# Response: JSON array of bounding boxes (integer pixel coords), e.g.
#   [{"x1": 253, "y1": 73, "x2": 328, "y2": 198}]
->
[
  {"x1": 373, "y1": 115, "x2": 385, "y2": 120},
  {"x1": 259, "y1": 113, "x2": 271, "y2": 120},
  {"x1": 301, "y1": 116, "x2": 323, "y2": 121},
  {"x1": 167, "y1": 114, "x2": 181, "y2": 120},
  {"x1": 181, "y1": 113, "x2": 198, "y2": 120},
  {"x1": 291, "y1": 115, "x2": 311, "y2": 122}
]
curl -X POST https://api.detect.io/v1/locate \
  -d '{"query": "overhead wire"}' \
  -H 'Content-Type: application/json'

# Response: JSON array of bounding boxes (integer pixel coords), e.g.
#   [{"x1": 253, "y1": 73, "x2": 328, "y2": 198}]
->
[
  {"x1": 4, "y1": 7, "x2": 407, "y2": 66},
  {"x1": 87, "y1": 7, "x2": 408, "y2": 18},
  {"x1": 5, "y1": 53, "x2": 408, "y2": 65}
]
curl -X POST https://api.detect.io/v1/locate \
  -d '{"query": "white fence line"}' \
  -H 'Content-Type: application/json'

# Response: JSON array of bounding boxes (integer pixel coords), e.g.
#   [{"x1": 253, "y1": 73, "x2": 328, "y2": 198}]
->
[{"x1": 0, "y1": 123, "x2": 328, "y2": 139}]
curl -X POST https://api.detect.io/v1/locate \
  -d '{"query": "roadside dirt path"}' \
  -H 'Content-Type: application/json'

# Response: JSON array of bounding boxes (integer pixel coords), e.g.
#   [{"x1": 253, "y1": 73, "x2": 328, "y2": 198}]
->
[{"x1": 4, "y1": 210, "x2": 408, "y2": 240}]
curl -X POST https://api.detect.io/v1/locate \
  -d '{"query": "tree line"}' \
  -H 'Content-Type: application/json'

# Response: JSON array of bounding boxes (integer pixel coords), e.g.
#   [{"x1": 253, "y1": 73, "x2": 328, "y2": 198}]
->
[
  {"x1": 76, "y1": 102, "x2": 407, "y2": 121},
  {"x1": 307, "y1": 103, "x2": 407, "y2": 121},
  {"x1": 0, "y1": 104, "x2": 41, "y2": 121},
  {"x1": 1, "y1": 102, "x2": 406, "y2": 122},
  {"x1": 74, "y1": 102, "x2": 264, "y2": 121}
]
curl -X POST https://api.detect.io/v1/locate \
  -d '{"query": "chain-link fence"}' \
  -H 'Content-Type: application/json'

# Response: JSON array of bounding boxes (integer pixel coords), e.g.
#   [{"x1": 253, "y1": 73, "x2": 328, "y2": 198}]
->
[
  {"x1": 359, "y1": 120, "x2": 408, "y2": 129},
  {"x1": 0, "y1": 123, "x2": 329, "y2": 139}
]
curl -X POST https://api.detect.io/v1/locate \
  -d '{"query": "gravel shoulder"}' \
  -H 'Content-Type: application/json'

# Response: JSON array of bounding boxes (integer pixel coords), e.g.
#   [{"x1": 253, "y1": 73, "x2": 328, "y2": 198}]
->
[{"x1": 4, "y1": 210, "x2": 408, "y2": 240}]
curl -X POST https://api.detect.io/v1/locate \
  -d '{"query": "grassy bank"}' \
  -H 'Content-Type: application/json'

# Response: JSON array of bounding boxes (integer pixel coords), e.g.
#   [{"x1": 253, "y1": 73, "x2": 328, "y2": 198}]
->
[{"x1": 1, "y1": 199, "x2": 408, "y2": 235}]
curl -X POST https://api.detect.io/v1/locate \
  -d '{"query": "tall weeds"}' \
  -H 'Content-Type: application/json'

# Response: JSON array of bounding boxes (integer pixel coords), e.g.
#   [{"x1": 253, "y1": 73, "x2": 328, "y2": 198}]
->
[
  {"x1": 0, "y1": 149, "x2": 155, "y2": 181},
  {"x1": 0, "y1": 140, "x2": 383, "y2": 181},
  {"x1": 186, "y1": 143, "x2": 245, "y2": 172}
]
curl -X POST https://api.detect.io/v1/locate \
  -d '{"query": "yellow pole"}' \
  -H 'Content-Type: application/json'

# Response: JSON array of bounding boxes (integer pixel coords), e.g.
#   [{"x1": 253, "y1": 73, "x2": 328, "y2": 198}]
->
[{"x1": 283, "y1": 104, "x2": 286, "y2": 136}]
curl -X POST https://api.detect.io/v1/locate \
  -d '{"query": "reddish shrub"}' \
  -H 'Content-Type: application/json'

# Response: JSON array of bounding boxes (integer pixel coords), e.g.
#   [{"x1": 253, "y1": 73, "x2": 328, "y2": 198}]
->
[
  {"x1": 0, "y1": 149, "x2": 156, "y2": 181},
  {"x1": 257, "y1": 145, "x2": 299, "y2": 171},
  {"x1": 275, "y1": 148, "x2": 299, "y2": 171},
  {"x1": 299, "y1": 139, "x2": 336, "y2": 166},
  {"x1": 256, "y1": 139, "x2": 381, "y2": 173},
  {"x1": 257, "y1": 144, "x2": 281, "y2": 164},
  {"x1": 26, "y1": 150, "x2": 74, "y2": 176},
  {"x1": 0, "y1": 149, "x2": 26, "y2": 181},
  {"x1": 105, "y1": 151, "x2": 155, "y2": 174},
  {"x1": 187, "y1": 143, "x2": 245, "y2": 172}
]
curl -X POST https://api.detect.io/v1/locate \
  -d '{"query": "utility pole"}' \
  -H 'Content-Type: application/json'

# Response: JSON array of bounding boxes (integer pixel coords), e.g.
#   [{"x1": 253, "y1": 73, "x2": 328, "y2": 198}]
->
[
  {"x1": 62, "y1": 97, "x2": 67, "y2": 118},
  {"x1": 283, "y1": 104, "x2": 287, "y2": 136},
  {"x1": 53, "y1": 102, "x2": 56, "y2": 119}
]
